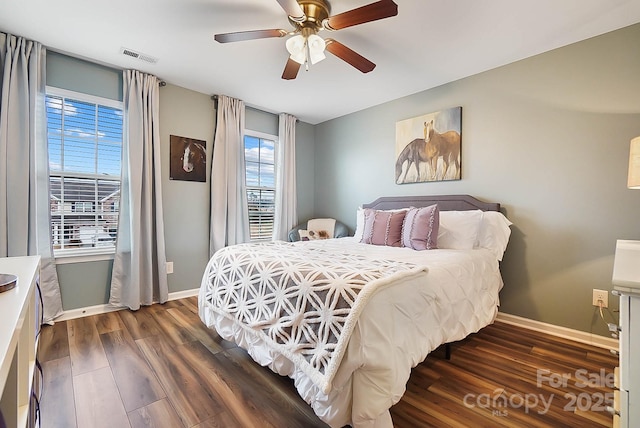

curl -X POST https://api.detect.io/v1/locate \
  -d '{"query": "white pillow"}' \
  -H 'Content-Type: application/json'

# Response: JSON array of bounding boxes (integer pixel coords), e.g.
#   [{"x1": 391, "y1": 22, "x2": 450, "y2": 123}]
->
[
  {"x1": 437, "y1": 210, "x2": 483, "y2": 250},
  {"x1": 354, "y1": 207, "x2": 365, "y2": 241},
  {"x1": 477, "y1": 211, "x2": 512, "y2": 261}
]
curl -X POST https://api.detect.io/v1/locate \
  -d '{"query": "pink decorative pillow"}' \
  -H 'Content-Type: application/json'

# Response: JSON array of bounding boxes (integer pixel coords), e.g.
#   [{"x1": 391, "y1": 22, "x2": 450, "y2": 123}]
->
[
  {"x1": 361, "y1": 209, "x2": 407, "y2": 247},
  {"x1": 401, "y1": 205, "x2": 439, "y2": 250}
]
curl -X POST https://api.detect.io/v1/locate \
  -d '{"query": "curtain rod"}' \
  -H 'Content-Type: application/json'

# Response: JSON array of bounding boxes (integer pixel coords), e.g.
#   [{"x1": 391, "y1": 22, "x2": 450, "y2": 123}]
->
[{"x1": 210, "y1": 94, "x2": 298, "y2": 122}]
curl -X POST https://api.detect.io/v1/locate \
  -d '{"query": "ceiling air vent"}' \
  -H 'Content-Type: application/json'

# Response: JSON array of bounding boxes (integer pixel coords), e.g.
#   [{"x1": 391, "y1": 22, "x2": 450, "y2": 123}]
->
[{"x1": 119, "y1": 47, "x2": 158, "y2": 64}]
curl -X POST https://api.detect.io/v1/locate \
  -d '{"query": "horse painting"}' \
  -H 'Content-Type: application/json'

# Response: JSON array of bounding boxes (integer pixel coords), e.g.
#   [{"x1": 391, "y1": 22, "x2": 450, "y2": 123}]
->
[
  {"x1": 425, "y1": 126, "x2": 461, "y2": 180},
  {"x1": 395, "y1": 107, "x2": 462, "y2": 184},
  {"x1": 395, "y1": 120, "x2": 434, "y2": 183},
  {"x1": 170, "y1": 135, "x2": 207, "y2": 182}
]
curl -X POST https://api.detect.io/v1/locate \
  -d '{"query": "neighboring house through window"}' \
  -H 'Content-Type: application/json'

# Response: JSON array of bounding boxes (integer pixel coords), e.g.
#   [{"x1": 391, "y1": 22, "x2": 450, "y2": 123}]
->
[
  {"x1": 244, "y1": 132, "x2": 276, "y2": 241},
  {"x1": 46, "y1": 87, "x2": 123, "y2": 256}
]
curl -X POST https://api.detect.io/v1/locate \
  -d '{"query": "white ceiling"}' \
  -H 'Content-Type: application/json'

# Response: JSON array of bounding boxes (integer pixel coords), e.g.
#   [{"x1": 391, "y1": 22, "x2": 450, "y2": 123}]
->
[{"x1": 1, "y1": 0, "x2": 640, "y2": 124}]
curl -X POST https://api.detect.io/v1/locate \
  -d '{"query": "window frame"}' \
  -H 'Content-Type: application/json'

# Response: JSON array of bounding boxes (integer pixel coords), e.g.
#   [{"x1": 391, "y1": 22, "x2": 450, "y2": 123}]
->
[
  {"x1": 46, "y1": 86, "x2": 124, "y2": 262},
  {"x1": 244, "y1": 130, "x2": 278, "y2": 242}
]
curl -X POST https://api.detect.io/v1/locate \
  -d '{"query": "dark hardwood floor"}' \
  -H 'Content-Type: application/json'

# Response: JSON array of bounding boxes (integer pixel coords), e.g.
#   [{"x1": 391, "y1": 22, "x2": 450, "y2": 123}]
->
[{"x1": 38, "y1": 297, "x2": 617, "y2": 427}]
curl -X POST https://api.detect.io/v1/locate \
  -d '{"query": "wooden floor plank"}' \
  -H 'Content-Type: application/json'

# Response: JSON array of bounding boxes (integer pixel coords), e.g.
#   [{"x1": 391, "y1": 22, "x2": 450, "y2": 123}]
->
[
  {"x1": 180, "y1": 340, "x2": 327, "y2": 428},
  {"x1": 587, "y1": 350, "x2": 620, "y2": 365},
  {"x1": 39, "y1": 299, "x2": 618, "y2": 428},
  {"x1": 73, "y1": 366, "x2": 131, "y2": 428},
  {"x1": 487, "y1": 322, "x2": 615, "y2": 359},
  {"x1": 101, "y1": 328, "x2": 166, "y2": 412},
  {"x1": 445, "y1": 348, "x2": 610, "y2": 423},
  {"x1": 128, "y1": 398, "x2": 184, "y2": 428},
  {"x1": 192, "y1": 411, "x2": 244, "y2": 428},
  {"x1": 39, "y1": 322, "x2": 70, "y2": 362},
  {"x1": 391, "y1": 402, "x2": 439, "y2": 428},
  {"x1": 180, "y1": 295, "x2": 200, "y2": 314},
  {"x1": 174, "y1": 341, "x2": 268, "y2": 428},
  {"x1": 136, "y1": 335, "x2": 221, "y2": 427},
  {"x1": 404, "y1": 388, "x2": 511, "y2": 428},
  {"x1": 40, "y1": 357, "x2": 77, "y2": 428},
  {"x1": 166, "y1": 306, "x2": 232, "y2": 353},
  {"x1": 575, "y1": 407, "x2": 614, "y2": 427},
  {"x1": 67, "y1": 316, "x2": 109, "y2": 375},
  {"x1": 226, "y1": 346, "x2": 326, "y2": 426},
  {"x1": 118, "y1": 307, "x2": 162, "y2": 340},
  {"x1": 147, "y1": 300, "x2": 185, "y2": 311},
  {"x1": 94, "y1": 310, "x2": 125, "y2": 334},
  {"x1": 147, "y1": 305, "x2": 196, "y2": 346}
]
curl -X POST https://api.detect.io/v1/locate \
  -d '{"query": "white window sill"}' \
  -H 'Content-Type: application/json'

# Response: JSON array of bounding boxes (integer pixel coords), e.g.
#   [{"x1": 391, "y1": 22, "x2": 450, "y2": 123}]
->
[{"x1": 54, "y1": 248, "x2": 115, "y2": 264}]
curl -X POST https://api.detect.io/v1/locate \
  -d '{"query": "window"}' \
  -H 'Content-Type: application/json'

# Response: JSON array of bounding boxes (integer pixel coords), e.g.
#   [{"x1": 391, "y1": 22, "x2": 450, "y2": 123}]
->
[
  {"x1": 46, "y1": 88, "x2": 123, "y2": 256},
  {"x1": 74, "y1": 201, "x2": 94, "y2": 213},
  {"x1": 244, "y1": 133, "x2": 276, "y2": 241}
]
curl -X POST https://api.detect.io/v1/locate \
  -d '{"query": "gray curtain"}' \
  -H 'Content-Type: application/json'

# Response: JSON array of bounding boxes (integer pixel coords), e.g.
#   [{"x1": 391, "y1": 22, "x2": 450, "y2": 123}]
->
[
  {"x1": 209, "y1": 95, "x2": 249, "y2": 256},
  {"x1": 109, "y1": 70, "x2": 168, "y2": 310},
  {"x1": 272, "y1": 113, "x2": 297, "y2": 241},
  {"x1": 0, "y1": 32, "x2": 63, "y2": 323}
]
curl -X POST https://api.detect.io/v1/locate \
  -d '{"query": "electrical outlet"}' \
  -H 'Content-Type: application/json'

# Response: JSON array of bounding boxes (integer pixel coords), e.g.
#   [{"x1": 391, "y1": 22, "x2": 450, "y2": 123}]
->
[
  {"x1": 166, "y1": 261, "x2": 174, "y2": 274},
  {"x1": 592, "y1": 289, "x2": 608, "y2": 308}
]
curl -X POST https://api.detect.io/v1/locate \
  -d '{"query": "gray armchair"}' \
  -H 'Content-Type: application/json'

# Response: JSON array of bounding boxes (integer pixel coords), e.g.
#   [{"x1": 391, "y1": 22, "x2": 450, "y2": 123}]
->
[{"x1": 288, "y1": 219, "x2": 351, "y2": 242}]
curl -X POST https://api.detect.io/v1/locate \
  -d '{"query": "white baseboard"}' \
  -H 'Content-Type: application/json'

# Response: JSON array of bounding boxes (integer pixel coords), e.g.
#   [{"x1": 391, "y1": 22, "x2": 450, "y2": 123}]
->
[
  {"x1": 56, "y1": 288, "x2": 200, "y2": 322},
  {"x1": 56, "y1": 302, "x2": 121, "y2": 322},
  {"x1": 166, "y1": 288, "x2": 200, "y2": 301},
  {"x1": 496, "y1": 312, "x2": 618, "y2": 351}
]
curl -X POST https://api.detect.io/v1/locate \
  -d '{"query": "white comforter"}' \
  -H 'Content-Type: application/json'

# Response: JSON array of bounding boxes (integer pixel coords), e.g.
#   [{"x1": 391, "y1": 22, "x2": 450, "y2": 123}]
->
[{"x1": 199, "y1": 237, "x2": 503, "y2": 428}]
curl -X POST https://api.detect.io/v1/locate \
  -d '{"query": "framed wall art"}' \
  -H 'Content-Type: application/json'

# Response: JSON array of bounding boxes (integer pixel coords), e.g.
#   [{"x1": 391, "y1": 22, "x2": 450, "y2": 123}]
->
[
  {"x1": 395, "y1": 106, "x2": 462, "y2": 184},
  {"x1": 170, "y1": 135, "x2": 207, "y2": 182}
]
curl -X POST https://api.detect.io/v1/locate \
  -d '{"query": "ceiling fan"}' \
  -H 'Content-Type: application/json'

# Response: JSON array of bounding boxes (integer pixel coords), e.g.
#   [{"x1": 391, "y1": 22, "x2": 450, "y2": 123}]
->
[{"x1": 214, "y1": 0, "x2": 398, "y2": 80}]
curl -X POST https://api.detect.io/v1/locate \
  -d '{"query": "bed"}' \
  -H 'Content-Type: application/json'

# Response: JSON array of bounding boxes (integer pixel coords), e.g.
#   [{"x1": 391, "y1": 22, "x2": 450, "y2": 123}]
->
[{"x1": 199, "y1": 194, "x2": 512, "y2": 427}]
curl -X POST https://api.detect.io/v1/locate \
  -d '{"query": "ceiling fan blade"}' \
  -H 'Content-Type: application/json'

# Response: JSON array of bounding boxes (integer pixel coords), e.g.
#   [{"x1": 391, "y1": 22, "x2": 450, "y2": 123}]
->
[
  {"x1": 214, "y1": 29, "x2": 288, "y2": 43},
  {"x1": 325, "y1": 39, "x2": 376, "y2": 73},
  {"x1": 324, "y1": 0, "x2": 398, "y2": 30},
  {"x1": 275, "y1": 0, "x2": 305, "y2": 20},
  {"x1": 282, "y1": 57, "x2": 301, "y2": 80}
]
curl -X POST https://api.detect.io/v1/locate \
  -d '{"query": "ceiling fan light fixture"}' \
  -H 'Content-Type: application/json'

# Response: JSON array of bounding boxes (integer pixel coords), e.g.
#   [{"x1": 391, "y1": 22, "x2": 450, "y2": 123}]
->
[
  {"x1": 286, "y1": 35, "x2": 307, "y2": 64},
  {"x1": 286, "y1": 33, "x2": 326, "y2": 66},
  {"x1": 307, "y1": 34, "x2": 326, "y2": 64},
  {"x1": 214, "y1": 0, "x2": 398, "y2": 80}
]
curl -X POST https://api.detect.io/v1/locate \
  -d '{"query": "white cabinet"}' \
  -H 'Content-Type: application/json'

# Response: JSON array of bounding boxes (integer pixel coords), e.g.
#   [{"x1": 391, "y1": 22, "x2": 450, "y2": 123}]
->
[
  {"x1": 612, "y1": 239, "x2": 640, "y2": 427},
  {"x1": 614, "y1": 288, "x2": 640, "y2": 427},
  {"x1": 0, "y1": 256, "x2": 40, "y2": 427}
]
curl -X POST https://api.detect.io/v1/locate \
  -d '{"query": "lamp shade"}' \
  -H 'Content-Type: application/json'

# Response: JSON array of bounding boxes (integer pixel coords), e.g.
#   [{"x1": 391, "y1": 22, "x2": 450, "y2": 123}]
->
[
  {"x1": 286, "y1": 35, "x2": 306, "y2": 64},
  {"x1": 307, "y1": 34, "x2": 326, "y2": 64},
  {"x1": 612, "y1": 240, "x2": 640, "y2": 289},
  {"x1": 629, "y1": 136, "x2": 640, "y2": 189}
]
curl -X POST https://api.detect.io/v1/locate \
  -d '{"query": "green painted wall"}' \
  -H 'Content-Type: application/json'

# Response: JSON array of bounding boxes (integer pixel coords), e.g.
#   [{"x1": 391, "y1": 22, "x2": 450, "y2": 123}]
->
[
  {"x1": 158, "y1": 84, "x2": 215, "y2": 294},
  {"x1": 47, "y1": 51, "x2": 122, "y2": 100},
  {"x1": 246, "y1": 107, "x2": 278, "y2": 135},
  {"x1": 295, "y1": 121, "x2": 316, "y2": 222},
  {"x1": 312, "y1": 23, "x2": 640, "y2": 337},
  {"x1": 56, "y1": 260, "x2": 113, "y2": 310}
]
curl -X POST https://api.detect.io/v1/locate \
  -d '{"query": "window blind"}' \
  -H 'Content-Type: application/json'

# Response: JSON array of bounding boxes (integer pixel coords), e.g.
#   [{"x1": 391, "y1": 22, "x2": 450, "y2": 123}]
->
[{"x1": 46, "y1": 91, "x2": 123, "y2": 255}]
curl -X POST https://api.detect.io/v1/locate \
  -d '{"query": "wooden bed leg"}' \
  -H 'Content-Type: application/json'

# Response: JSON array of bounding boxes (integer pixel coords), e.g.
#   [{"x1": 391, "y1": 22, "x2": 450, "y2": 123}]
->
[{"x1": 445, "y1": 343, "x2": 451, "y2": 360}]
